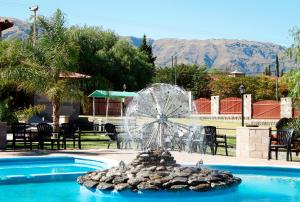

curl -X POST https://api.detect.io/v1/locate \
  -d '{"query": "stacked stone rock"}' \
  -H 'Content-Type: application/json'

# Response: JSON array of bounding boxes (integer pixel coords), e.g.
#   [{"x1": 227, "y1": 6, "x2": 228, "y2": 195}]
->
[{"x1": 78, "y1": 149, "x2": 241, "y2": 192}]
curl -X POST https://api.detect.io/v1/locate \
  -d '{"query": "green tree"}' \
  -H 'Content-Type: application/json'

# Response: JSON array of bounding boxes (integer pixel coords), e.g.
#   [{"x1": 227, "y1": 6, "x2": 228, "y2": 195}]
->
[
  {"x1": 275, "y1": 55, "x2": 280, "y2": 77},
  {"x1": 153, "y1": 64, "x2": 211, "y2": 98},
  {"x1": 287, "y1": 28, "x2": 300, "y2": 62},
  {"x1": 0, "y1": 9, "x2": 84, "y2": 130},
  {"x1": 284, "y1": 28, "x2": 300, "y2": 104},
  {"x1": 264, "y1": 65, "x2": 271, "y2": 76},
  {"x1": 139, "y1": 34, "x2": 156, "y2": 66},
  {"x1": 68, "y1": 27, "x2": 154, "y2": 92},
  {"x1": 68, "y1": 26, "x2": 117, "y2": 92},
  {"x1": 209, "y1": 75, "x2": 286, "y2": 100}
]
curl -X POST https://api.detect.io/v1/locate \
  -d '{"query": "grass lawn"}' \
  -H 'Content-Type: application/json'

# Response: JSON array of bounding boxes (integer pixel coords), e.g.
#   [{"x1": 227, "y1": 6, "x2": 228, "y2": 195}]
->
[{"x1": 6, "y1": 118, "x2": 240, "y2": 156}]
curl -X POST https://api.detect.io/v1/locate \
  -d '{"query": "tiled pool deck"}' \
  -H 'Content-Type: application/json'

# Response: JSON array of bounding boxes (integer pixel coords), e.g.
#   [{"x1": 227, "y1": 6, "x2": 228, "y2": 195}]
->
[{"x1": 1, "y1": 149, "x2": 300, "y2": 168}]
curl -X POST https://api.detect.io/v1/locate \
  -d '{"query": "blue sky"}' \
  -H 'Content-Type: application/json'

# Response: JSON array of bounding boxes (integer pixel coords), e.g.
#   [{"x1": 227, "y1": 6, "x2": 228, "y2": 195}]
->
[{"x1": 0, "y1": 0, "x2": 299, "y2": 46}]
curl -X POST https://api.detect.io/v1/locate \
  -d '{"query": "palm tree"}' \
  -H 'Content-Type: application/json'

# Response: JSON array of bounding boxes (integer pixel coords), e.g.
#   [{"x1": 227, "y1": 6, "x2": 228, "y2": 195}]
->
[{"x1": 0, "y1": 9, "x2": 85, "y2": 131}]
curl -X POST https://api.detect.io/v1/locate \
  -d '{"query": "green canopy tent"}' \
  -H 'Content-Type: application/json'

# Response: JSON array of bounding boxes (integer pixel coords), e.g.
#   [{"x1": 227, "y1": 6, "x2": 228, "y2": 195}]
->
[{"x1": 88, "y1": 90, "x2": 138, "y2": 118}]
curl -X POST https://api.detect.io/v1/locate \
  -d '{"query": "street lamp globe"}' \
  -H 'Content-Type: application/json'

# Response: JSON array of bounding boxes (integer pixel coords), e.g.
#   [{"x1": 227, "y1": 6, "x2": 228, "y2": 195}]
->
[{"x1": 239, "y1": 84, "x2": 246, "y2": 94}]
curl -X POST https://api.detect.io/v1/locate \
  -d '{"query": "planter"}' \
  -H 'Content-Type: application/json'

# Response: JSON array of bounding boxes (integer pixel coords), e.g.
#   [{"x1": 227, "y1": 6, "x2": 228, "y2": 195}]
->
[{"x1": 0, "y1": 122, "x2": 7, "y2": 149}]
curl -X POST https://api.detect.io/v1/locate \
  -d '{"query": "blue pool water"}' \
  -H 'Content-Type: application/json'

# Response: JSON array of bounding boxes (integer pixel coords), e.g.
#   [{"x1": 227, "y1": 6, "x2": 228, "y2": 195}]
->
[
  {"x1": 0, "y1": 157, "x2": 300, "y2": 202},
  {"x1": 0, "y1": 156, "x2": 106, "y2": 184}
]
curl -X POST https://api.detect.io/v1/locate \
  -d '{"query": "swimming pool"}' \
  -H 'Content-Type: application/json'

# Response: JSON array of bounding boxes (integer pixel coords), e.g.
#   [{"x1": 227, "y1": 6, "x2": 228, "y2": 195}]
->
[
  {"x1": 0, "y1": 156, "x2": 106, "y2": 184},
  {"x1": 0, "y1": 157, "x2": 300, "y2": 202}
]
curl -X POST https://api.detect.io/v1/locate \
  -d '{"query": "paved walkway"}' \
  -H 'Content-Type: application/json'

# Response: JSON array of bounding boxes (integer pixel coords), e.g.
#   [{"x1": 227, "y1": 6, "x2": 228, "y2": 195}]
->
[{"x1": 1, "y1": 149, "x2": 300, "y2": 168}]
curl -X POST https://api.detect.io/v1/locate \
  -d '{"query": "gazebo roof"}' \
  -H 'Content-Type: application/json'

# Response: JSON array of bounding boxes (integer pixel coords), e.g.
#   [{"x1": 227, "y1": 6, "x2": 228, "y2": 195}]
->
[{"x1": 88, "y1": 90, "x2": 137, "y2": 99}]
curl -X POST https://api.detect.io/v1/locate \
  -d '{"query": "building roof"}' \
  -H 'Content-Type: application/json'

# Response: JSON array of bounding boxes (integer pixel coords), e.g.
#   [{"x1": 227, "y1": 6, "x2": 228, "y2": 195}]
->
[
  {"x1": 88, "y1": 90, "x2": 137, "y2": 99},
  {"x1": 0, "y1": 19, "x2": 14, "y2": 31},
  {"x1": 59, "y1": 72, "x2": 91, "y2": 79},
  {"x1": 230, "y1": 70, "x2": 245, "y2": 74}
]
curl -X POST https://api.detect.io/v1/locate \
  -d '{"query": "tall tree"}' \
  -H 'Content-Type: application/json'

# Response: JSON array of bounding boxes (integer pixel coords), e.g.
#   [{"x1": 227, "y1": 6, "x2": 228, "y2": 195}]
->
[
  {"x1": 68, "y1": 28, "x2": 154, "y2": 92},
  {"x1": 275, "y1": 55, "x2": 279, "y2": 100},
  {"x1": 153, "y1": 64, "x2": 211, "y2": 98},
  {"x1": 275, "y1": 55, "x2": 280, "y2": 77},
  {"x1": 139, "y1": 34, "x2": 156, "y2": 66},
  {"x1": 0, "y1": 9, "x2": 84, "y2": 130},
  {"x1": 264, "y1": 65, "x2": 271, "y2": 76},
  {"x1": 283, "y1": 28, "x2": 300, "y2": 101}
]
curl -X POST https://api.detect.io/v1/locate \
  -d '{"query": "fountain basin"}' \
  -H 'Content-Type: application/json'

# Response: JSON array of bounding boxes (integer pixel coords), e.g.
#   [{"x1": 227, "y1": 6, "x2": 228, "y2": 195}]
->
[{"x1": 78, "y1": 150, "x2": 241, "y2": 192}]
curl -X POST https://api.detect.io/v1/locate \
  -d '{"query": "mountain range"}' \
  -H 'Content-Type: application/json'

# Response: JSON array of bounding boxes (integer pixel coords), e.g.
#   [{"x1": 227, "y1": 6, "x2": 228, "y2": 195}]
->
[{"x1": 1, "y1": 17, "x2": 297, "y2": 73}]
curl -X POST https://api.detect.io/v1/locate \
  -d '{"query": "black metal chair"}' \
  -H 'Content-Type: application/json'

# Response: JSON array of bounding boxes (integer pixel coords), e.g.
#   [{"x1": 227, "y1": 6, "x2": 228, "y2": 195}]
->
[
  {"x1": 215, "y1": 129, "x2": 229, "y2": 156},
  {"x1": 104, "y1": 123, "x2": 120, "y2": 149},
  {"x1": 203, "y1": 126, "x2": 229, "y2": 156},
  {"x1": 61, "y1": 123, "x2": 81, "y2": 149},
  {"x1": 11, "y1": 123, "x2": 28, "y2": 149},
  {"x1": 203, "y1": 126, "x2": 217, "y2": 155},
  {"x1": 37, "y1": 123, "x2": 60, "y2": 150},
  {"x1": 268, "y1": 129, "x2": 294, "y2": 161}
]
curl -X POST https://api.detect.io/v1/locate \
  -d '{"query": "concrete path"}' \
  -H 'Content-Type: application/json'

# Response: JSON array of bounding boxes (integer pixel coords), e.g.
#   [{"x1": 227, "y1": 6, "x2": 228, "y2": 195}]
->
[{"x1": 1, "y1": 149, "x2": 300, "y2": 168}]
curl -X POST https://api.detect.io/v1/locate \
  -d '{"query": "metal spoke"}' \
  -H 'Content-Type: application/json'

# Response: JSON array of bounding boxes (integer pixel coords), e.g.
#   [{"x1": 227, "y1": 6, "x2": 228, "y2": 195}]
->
[
  {"x1": 125, "y1": 83, "x2": 194, "y2": 150},
  {"x1": 144, "y1": 122, "x2": 160, "y2": 149}
]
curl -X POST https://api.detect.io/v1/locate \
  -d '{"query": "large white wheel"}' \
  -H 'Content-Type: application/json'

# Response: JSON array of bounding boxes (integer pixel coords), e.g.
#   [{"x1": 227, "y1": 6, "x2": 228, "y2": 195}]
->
[{"x1": 124, "y1": 83, "x2": 195, "y2": 150}]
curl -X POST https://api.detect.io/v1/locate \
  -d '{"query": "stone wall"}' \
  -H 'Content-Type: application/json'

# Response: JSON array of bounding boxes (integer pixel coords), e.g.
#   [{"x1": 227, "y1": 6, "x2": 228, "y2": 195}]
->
[{"x1": 236, "y1": 127, "x2": 270, "y2": 159}]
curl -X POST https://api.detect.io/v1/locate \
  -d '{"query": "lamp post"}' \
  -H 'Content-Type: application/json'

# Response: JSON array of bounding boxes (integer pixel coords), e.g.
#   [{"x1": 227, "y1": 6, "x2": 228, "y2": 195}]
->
[
  {"x1": 239, "y1": 84, "x2": 246, "y2": 127},
  {"x1": 29, "y1": 5, "x2": 39, "y2": 46}
]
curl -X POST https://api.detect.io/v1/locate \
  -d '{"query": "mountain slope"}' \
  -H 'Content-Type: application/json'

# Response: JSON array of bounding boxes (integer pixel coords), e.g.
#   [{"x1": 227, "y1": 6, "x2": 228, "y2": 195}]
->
[
  {"x1": 1, "y1": 17, "x2": 296, "y2": 73},
  {"x1": 1, "y1": 17, "x2": 30, "y2": 40},
  {"x1": 126, "y1": 36, "x2": 295, "y2": 73}
]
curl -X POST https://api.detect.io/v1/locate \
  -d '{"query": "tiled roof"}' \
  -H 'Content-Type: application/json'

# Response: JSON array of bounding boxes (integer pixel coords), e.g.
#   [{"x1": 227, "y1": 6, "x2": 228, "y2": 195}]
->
[{"x1": 59, "y1": 72, "x2": 91, "y2": 79}]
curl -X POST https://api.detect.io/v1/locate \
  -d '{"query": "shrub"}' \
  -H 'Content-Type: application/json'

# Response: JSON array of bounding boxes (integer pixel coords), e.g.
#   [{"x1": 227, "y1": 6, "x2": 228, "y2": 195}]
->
[
  {"x1": 0, "y1": 98, "x2": 18, "y2": 125},
  {"x1": 285, "y1": 118, "x2": 300, "y2": 138},
  {"x1": 15, "y1": 105, "x2": 45, "y2": 123}
]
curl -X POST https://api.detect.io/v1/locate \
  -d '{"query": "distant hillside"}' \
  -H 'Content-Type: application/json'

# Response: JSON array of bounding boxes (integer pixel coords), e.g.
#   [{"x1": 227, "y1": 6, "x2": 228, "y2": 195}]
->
[
  {"x1": 1, "y1": 17, "x2": 297, "y2": 73},
  {"x1": 1, "y1": 17, "x2": 30, "y2": 40},
  {"x1": 125, "y1": 37, "x2": 296, "y2": 73}
]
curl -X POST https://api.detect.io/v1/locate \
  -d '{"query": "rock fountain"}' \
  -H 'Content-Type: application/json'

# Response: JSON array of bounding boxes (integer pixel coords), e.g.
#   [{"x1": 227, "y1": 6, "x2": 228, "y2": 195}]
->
[
  {"x1": 78, "y1": 83, "x2": 241, "y2": 192},
  {"x1": 78, "y1": 149, "x2": 241, "y2": 192}
]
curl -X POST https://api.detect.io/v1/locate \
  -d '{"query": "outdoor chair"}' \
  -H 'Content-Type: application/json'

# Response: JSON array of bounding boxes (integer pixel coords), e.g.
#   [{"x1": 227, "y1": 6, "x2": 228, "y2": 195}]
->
[
  {"x1": 104, "y1": 123, "x2": 120, "y2": 149},
  {"x1": 203, "y1": 126, "x2": 217, "y2": 155},
  {"x1": 203, "y1": 126, "x2": 229, "y2": 156},
  {"x1": 268, "y1": 129, "x2": 294, "y2": 161},
  {"x1": 189, "y1": 126, "x2": 205, "y2": 153},
  {"x1": 215, "y1": 129, "x2": 229, "y2": 156},
  {"x1": 37, "y1": 123, "x2": 61, "y2": 150},
  {"x1": 179, "y1": 131, "x2": 191, "y2": 152},
  {"x1": 11, "y1": 123, "x2": 29, "y2": 149},
  {"x1": 61, "y1": 123, "x2": 81, "y2": 149}
]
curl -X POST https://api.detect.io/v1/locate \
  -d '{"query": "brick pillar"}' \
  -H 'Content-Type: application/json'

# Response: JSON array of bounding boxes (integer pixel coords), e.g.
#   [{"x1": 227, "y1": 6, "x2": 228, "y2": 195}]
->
[
  {"x1": 244, "y1": 94, "x2": 252, "y2": 119},
  {"x1": 236, "y1": 127, "x2": 270, "y2": 159},
  {"x1": 280, "y1": 97, "x2": 292, "y2": 118},
  {"x1": 0, "y1": 122, "x2": 7, "y2": 149},
  {"x1": 211, "y1": 96, "x2": 220, "y2": 116}
]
